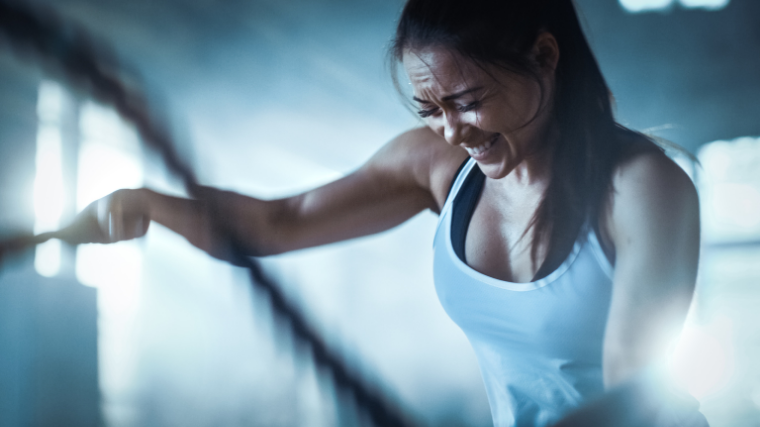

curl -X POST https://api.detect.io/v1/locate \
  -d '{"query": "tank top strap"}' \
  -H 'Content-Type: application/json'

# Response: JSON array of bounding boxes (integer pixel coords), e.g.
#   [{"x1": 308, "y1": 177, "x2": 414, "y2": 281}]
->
[{"x1": 439, "y1": 157, "x2": 478, "y2": 219}]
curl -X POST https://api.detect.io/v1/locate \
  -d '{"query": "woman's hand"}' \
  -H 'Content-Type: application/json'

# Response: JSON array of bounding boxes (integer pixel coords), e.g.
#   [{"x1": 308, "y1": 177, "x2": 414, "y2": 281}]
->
[{"x1": 57, "y1": 189, "x2": 150, "y2": 245}]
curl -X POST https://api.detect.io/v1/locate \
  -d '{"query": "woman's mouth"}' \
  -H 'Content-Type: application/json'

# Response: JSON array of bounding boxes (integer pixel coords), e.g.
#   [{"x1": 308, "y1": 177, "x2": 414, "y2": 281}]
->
[{"x1": 464, "y1": 134, "x2": 499, "y2": 159}]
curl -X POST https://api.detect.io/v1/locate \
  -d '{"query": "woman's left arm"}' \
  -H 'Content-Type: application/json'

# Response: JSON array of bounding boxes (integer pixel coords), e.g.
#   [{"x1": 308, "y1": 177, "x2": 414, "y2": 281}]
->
[{"x1": 602, "y1": 150, "x2": 700, "y2": 388}]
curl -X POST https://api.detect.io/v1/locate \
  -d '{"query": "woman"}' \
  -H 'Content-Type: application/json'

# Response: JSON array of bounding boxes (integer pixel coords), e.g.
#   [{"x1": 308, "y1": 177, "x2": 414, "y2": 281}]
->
[{"x1": 66, "y1": 0, "x2": 702, "y2": 425}]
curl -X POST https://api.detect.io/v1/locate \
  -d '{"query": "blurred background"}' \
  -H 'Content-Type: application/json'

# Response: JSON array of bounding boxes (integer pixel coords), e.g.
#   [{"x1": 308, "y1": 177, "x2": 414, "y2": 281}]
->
[{"x1": 0, "y1": 0, "x2": 758, "y2": 426}]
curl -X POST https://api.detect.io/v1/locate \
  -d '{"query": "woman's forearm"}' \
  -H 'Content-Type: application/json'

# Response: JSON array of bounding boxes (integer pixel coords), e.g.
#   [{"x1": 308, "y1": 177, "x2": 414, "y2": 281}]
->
[{"x1": 141, "y1": 187, "x2": 291, "y2": 258}]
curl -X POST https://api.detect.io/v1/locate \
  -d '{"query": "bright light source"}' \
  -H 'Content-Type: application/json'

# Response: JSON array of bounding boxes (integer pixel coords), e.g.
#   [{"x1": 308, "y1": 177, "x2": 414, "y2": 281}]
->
[
  {"x1": 76, "y1": 101, "x2": 143, "y2": 290},
  {"x1": 34, "y1": 125, "x2": 65, "y2": 234},
  {"x1": 708, "y1": 183, "x2": 760, "y2": 229},
  {"x1": 700, "y1": 143, "x2": 731, "y2": 181},
  {"x1": 668, "y1": 317, "x2": 734, "y2": 399},
  {"x1": 35, "y1": 240, "x2": 62, "y2": 277},
  {"x1": 698, "y1": 136, "x2": 760, "y2": 242},
  {"x1": 620, "y1": 0, "x2": 730, "y2": 12},
  {"x1": 76, "y1": 101, "x2": 145, "y2": 427},
  {"x1": 76, "y1": 243, "x2": 142, "y2": 309},
  {"x1": 679, "y1": 0, "x2": 730, "y2": 10},
  {"x1": 619, "y1": 0, "x2": 674, "y2": 13},
  {"x1": 34, "y1": 81, "x2": 67, "y2": 278}
]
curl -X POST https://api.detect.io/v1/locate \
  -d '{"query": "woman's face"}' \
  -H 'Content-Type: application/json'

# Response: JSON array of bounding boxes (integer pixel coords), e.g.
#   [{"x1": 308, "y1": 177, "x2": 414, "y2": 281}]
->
[{"x1": 403, "y1": 44, "x2": 556, "y2": 179}]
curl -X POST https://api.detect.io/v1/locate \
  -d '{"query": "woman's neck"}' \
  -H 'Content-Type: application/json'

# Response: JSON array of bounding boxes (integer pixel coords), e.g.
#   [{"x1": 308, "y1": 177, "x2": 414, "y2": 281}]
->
[{"x1": 505, "y1": 121, "x2": 558, "y2": 188}]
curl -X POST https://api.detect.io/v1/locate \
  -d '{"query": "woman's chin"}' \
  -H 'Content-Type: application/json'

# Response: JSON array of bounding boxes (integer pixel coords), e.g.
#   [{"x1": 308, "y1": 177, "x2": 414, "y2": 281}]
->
[
  {"x1": 475, "y1": 160, "x2": 512, "y2": 180},
  {"x1": 469, "y1": 136, "x2": 514, "y2": 179}
]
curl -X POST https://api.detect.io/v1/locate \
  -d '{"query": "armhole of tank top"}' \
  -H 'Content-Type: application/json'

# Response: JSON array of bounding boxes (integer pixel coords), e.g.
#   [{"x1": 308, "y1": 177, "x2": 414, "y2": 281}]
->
[
  {"x1": 444, "y1": 157, "x2": 471, "y2": 204},
  {"x1": 434, "y1": 157, "x2": 474, "y2": 248},
  {"x1": 438, "y1": 157, "x2": 474, "y2": 218},
  {"x1": 587, "y1": 225, "x2": 614, "y2": 279}
]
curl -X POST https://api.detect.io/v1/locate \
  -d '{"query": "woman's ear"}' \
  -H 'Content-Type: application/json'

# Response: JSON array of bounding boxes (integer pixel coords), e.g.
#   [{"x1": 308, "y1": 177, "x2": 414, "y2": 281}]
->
[{"x1": 532, "y1": 32, "x2": 560, "y2": 73}]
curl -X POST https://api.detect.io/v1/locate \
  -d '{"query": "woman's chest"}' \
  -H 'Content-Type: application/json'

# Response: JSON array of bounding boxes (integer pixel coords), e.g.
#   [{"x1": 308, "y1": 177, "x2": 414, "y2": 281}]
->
[
  {"x1": 464, "y1": 183, "x2": 549, "y2": 283},
  {"x1": 433, "y1": 226, "x2": 613, "y2": 359}
]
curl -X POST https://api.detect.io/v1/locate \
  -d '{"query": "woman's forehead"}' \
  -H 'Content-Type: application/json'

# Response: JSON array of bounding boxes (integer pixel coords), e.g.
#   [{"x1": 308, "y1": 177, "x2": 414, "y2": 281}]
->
[{"x1": 403, "y1": 48, "x2": 482, "y2": 86}]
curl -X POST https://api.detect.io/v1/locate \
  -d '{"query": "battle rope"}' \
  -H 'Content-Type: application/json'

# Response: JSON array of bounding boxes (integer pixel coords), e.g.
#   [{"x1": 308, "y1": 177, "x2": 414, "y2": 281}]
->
[{"x1": 0, "y1": 2, "x2": 414, "y2": 426}]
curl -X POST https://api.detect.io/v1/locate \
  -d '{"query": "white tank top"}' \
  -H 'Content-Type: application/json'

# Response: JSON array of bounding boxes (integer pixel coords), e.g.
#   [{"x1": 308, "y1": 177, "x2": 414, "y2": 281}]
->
[{"x1": 433, "y1": 158, "x2": 615, "y2": 427}]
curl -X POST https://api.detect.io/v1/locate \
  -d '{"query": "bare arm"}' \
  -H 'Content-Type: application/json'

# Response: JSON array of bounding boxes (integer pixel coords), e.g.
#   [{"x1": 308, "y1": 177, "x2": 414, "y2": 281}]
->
[
  {"x1": 602, "y1": 150, "x2": 700, "y2": 387},
  {"x1": 551, "y1": 150, "x2": 702, "y2": 427},
  {"x1": 63, "y1": 127, "x2": 465, "y2": 258}
]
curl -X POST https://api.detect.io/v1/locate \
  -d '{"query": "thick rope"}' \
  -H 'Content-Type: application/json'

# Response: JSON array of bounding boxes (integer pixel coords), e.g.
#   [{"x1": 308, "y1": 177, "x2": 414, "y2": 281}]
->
[{"x1": 0, "y1": 2, "x2": 414, "y2": 426}]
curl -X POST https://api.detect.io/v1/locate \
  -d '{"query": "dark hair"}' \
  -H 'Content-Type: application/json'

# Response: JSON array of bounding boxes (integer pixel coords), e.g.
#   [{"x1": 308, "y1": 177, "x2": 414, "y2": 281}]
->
[{"x1": 390, "y1": 0, "x2": 627, "y2": 270}]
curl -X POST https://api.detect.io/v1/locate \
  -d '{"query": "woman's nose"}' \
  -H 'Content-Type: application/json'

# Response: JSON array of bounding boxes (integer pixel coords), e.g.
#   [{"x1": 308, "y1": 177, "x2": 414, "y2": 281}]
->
[{"x1": 442, "y1": 111, "x2": 464, "y2": 146}]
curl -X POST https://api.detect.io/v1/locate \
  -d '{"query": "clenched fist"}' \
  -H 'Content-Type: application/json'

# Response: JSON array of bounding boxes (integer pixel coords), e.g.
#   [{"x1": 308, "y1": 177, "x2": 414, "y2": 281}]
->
[{"x1": 58, "y1": 189, "x2": 150, "y2": 245}]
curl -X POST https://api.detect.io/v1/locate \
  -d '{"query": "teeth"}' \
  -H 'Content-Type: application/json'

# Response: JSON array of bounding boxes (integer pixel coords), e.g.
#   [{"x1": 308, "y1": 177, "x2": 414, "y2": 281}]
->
[{"x1": 465, "y1": 137, "x2": 494, "y2": 156}]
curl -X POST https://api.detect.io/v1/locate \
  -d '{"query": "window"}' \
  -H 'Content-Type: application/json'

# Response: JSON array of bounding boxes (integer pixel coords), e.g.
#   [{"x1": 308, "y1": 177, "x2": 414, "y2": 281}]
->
[
  {"x1": 33, "y1": 81, "x2": 67, "y2": 277},
  {"x1": 619, "y1": 0, "x2": 730, "y2": 13},
  {"x1": 34, "y1": 80, "x2": 146, "y2": 426}
]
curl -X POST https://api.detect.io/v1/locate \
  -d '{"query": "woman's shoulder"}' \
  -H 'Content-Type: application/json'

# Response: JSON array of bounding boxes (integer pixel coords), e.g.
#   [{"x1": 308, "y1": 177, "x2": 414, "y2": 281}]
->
[
  {"x1": 376, "y1": 126, "x2": 468, "y2": 212},
  {"x1": 611, "y1": 132, "x2": 694, "y2": 195},
  {"x1": 604, "y1": 131, "x2": 699, "y2": 242}
]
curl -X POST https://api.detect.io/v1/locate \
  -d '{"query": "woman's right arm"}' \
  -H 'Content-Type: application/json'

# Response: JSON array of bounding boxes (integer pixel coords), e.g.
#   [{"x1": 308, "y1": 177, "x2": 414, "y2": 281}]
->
[{"x1": 64, "y1": 127, "x2": 466, "y2": 259}]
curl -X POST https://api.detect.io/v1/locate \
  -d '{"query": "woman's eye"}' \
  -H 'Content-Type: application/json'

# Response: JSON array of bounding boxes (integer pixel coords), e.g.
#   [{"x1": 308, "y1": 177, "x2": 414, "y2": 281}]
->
[
  {"x1": 417, "y1": 108, "x2": 439, "y2": 118},
  {"x1": 458, "y1": 101, "x2": 481, "y2": 113}
]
